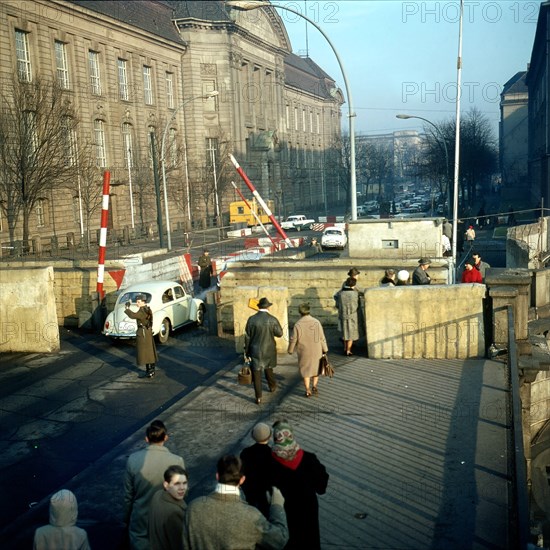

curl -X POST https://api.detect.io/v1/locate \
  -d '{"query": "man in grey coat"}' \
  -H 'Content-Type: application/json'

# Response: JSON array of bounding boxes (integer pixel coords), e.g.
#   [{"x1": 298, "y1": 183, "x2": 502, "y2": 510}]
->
[
  {"x1": 244, "y1": 297, "x2": 283, "y2": 404},
  {"x1": 412, "y1": 257, "x2": 432, "y2": 285},
  {"x1": 182, "y1": 454, "x2": 288, "y2": 550},
  {"x1": 124, "y1": 420, "x2": 185, "y2": 550}
]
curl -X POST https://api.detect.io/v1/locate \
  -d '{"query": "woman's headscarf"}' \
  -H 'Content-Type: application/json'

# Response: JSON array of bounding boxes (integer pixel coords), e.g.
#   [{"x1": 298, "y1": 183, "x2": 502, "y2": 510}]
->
[{"x1": 272, "y1": 421, "x2": 301, "y2": 462}]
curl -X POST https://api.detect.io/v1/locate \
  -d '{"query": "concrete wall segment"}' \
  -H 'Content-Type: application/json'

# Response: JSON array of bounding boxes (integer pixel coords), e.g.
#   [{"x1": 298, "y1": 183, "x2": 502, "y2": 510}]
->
[
  {"x1": 0, "y1": 266, "x2": 59, "y2": 352},
  {"x1": 364, "y1": 284, "x2": 487, "y2": 359}
]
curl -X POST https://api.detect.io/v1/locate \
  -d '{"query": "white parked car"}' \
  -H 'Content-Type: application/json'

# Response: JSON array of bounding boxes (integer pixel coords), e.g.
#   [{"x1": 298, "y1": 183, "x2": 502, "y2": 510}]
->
[
  {"x1": 103, "y1": 280, "x2": 204, "y2": 344},
  {"x1": 321, "y1": 226, "x2": 347, "y2": 250}
]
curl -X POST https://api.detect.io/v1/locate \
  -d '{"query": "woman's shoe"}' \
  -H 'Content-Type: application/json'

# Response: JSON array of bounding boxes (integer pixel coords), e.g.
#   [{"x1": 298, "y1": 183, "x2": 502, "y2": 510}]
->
[
  {"x1": 304, "y1": 391, "x2": 312, "y2": 398},
  {"x1": 255, "y1": 397, "x2": 262, "y2": 405},
  {"x1": 312, "y1": 386, "x2": 318, "y2": 396},
  {"x1": 345, "y1": 351, "x2": 353, "y2": 356}
]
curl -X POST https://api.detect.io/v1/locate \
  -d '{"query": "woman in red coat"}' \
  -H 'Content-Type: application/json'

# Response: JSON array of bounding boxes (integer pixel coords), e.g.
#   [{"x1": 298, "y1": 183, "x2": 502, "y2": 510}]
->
[{"x1": 461, "y1": 260, "x2": 483, "y2": 283}]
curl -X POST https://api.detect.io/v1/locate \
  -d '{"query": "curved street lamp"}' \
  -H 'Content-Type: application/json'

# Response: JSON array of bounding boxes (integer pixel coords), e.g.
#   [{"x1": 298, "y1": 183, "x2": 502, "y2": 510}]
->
[
  {"x1": 396, "y1": 114, "x2": 450, "y2": 218},
  {"x1": 226, "y1": 0, "x2": 357, "y2": 220},
  {"x1": 161, "y1": 90, "x2": 219, "y2": 250}
]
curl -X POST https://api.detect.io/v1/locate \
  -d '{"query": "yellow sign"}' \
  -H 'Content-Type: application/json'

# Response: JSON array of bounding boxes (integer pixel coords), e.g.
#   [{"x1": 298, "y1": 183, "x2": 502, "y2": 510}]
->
[{"x1": 248, "y1": 297, "x2": 260, "y2": 311}]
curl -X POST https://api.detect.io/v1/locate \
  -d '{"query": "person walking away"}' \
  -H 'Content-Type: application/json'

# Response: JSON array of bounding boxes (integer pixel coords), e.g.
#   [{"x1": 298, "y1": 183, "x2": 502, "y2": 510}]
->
[
  {"x1": 33, "y1": 489, "x2": 90, "y2": 550},
  {"x1": 182, "y1": 455, "x2": 288, "y2": 550},
  {"x1": 412, "y1": 258, "x2": 432, "y2": 285},
  {"x1": 441, "y1": 233, "x2": 452, "y2": 257},
  {"x1": 337, "y1": 277, "x2": 360, "y2": 355},
  {"x1": 197, "y1": 249, "x2": 213, "y2": 290},
  {"x1": 244, "y1": 297, "x2": 284, "y2": 405},
  {"x1": 148, "y1": 465, "x2": 189, "y2": 550},
  {"x1": 472, "y1": 252, "x2": 491, "y2": 282},
  {"x1": 396, "y1": 270, "x2": 410, "y2": 286},
  {"x1": 465, "y1": 225, "x2": 476, "y2": 242},
  {"x1": 240, "y1": 423, "x2": 274, "y2": 518},
  {"x1": 287, "y1": 302, "x2": 328, "y2": 397},
  {"x1": 380, "y1": 269, "x2": 396, "y2": 286},
  {"x1": 270, "y1": 420, "x2": 329, "y2": 550},
  {"x1": 125, "y1": 294, "x2": 157, "y2": 378},
  {"x1": 461, "y1": 260, "x2": 483, "y2": 283},
  {"x1": 124, "y1": 420, "x2": 185, "y2": 550}
]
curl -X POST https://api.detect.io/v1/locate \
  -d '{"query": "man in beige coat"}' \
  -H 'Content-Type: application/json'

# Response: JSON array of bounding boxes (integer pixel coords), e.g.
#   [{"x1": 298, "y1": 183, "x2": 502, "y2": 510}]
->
[
  {"x1": 124, "y1": 420, "x2": 185, "y2": 550},
  {"x1": 288, "y1": 302, "x2": 328, "y2": 397}
]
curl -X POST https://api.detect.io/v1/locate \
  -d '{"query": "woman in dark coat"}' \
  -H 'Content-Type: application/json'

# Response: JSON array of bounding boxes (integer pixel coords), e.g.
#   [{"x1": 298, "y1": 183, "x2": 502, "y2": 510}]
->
[
  {"x1": 125, "y1": 294, "x2": 158, "y2": 378},
  {"x1": 337, "y1": 277, "x2": 360, "y2": 356},
  {"x1": 270, "y1": 420, "x2": 329, "y2": 550}
]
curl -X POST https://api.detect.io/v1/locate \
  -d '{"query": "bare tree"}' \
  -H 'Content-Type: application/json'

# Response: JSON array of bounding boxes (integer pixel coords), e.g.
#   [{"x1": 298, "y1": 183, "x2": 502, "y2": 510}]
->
[
  {"x1": 419, "y1": 108, "x2": 497, "y2": 210},
  {"x1": 0, "y1": 76, "x2": 79, "y2": 251}
]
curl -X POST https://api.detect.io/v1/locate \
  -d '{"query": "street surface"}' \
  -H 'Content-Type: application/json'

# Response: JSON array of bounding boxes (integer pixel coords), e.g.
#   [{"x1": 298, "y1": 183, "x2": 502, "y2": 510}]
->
[{"x1": 0, "y1": 323, "x2": 237, "y2": 531}]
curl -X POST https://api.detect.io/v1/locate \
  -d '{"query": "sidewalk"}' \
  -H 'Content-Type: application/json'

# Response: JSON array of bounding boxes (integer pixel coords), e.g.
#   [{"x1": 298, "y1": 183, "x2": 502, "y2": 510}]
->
[{"x1": 6, "y1": 330, "x2": 512, "y2": 549}]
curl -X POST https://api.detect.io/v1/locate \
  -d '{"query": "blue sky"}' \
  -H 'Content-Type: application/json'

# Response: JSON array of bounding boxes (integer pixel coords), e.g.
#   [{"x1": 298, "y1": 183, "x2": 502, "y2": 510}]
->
[{"x1": 277, "y1": 0, "x2": 538, "y2": 137}]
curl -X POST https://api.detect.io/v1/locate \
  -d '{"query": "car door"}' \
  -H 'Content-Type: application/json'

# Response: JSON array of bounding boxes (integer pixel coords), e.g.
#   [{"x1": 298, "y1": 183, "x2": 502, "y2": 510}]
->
[{"x1": 171, "y1": 284, "x2": 190, "y2": 328}]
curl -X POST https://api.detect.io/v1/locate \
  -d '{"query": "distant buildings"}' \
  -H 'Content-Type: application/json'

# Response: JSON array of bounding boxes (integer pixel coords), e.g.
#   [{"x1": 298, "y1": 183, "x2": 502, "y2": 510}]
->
[{"x1": 0, "y1": 0, "x2": 343, "y2": 248}]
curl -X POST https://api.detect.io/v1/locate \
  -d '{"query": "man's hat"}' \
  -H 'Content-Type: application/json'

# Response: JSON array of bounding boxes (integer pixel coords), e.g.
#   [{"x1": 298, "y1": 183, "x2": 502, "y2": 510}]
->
[
  {"x1": 257, "y1": 297, "x2": 272, "y2": 309},
  {"x1": 251, "y1": 422, "x2": 272, "y2": 443},
  {"x1": 418, "y1": 257, "x2": 431, "y2": 265}
]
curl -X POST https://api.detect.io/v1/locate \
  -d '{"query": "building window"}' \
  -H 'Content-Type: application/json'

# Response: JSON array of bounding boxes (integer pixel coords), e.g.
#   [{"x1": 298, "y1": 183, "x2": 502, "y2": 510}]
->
[
  {"x1": 148, "y1": 126, "x2": 156, "y2": 168},
  {"x1": 294, "y1": 107, "x2": 298, "y2": 131},
  {"x1": 309, "y1": 111, "x2": 313, "y2": 134},
  {"x1": 23, "y1": 110, "x2": 38, "y2": 157},
  {"x1": 122, "y1": 122, "x2": 133, "y2": 168},
  {"x1": 285, "y1": 104, "x2": 290, "y2": 130},
  {"x1": 62, "y1": 116, "x2": 77, "y2": 166},
  {"x1": 88, "y1": 50, "x2": 101, "y2": 95},
  {"x1": 73, "y1": 196, "x2": 81, "y2": 225},
  {"x1": 203, "y1": 81, "x2": 217, "y2": 113},
  {"x1": 316, "y1": 112, "x2": 320, "y2": 134},
  {"x1": 165, "y1": 72, "x2": 174, "y2": 109},
  {"x1": 15, "y1": 30, "x2": 32, "y2": 82},
  {"x1": 143, "y1": 65, "x2": 153, "y2": 105},
  {"x1": 302, "y1": 109, "x2": 306, "y2": 132},
  {"x1": 54, "y1": 40, "x2": 70, "y2": 89},
  {"x1": 36, "y1": 199, "x2": 46, "y2": 227},
  {"x1": 118, "y1": 58, "x2": 129, "y2": 101},
  {"x1": 169, "y1": 128, "x2": 177, "y2": 167},
  {"x1": 94, "y1": 119, "x2": 107, "y2": 167}
]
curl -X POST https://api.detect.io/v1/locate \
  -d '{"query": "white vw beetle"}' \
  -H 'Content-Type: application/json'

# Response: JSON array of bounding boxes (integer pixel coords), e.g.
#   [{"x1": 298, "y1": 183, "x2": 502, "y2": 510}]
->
[{"x1": 103, "y1": 280, "x2": 204, "y2": 344}]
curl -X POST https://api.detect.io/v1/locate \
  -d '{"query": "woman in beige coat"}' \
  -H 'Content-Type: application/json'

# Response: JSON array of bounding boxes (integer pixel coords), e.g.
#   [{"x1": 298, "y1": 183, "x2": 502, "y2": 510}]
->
[{"x1": 288, "y1": 303, "x2": 328, "y2": 397}]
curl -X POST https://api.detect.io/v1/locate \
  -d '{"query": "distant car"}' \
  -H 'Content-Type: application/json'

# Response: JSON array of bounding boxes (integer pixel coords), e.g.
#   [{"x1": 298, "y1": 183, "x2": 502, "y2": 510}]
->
[
  {"x1": 103, "y1": 280, "x2": 204, "y2": 344},
  {"x1": 321, "y1": 226, "x2": 347, "y2": 250}
]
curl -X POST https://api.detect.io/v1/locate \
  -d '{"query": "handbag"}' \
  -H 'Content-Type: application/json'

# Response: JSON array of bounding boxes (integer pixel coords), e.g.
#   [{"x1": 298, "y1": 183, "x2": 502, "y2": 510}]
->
[
  {"x1": 238, "y1": 356, "x2": 252, "y2": 385},
  {"x1": 318, "y1": 353, "x2": 334, "y2": 378}
]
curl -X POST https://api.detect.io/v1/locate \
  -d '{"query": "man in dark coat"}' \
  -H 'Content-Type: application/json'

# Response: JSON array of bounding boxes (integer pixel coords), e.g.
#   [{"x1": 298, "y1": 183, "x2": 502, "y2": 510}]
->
[
  {"x1": 197, "y1": 249, "x2": 213, "y2": 289},
  {"x1": 244, "y1": 297, "x2": 283, "y2": 404},
  {"x1": 412, "y1": 257, "x2": 432, "y2": 285},
  {"x1": 125, "y1": 294, "x2": 158, "y2": 378},
  {"x1": 240, "y1": 423, "x2": 273, "y2": 517}
]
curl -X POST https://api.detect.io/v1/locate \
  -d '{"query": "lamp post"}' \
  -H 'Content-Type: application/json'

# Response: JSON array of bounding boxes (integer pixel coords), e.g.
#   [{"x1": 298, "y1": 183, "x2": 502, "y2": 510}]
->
[
  {"x1": 161, "y1": 90, "x2": 219, "y2": 250},
  {"x1": 226, "y1": 0, "x2": 357, "y2": 220},
  {"x1": 396, "y1": 114, "x2": 450, "y2": 218}
]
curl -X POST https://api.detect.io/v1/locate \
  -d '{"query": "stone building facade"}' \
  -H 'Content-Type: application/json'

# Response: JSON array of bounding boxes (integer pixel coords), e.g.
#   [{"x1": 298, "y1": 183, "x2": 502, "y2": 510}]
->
[
  {"x1": 499, "y1": 71, "x2": 528, "y2": 201},
  {"x1": 0, "y1": 0, "x2": 343, "y2": 249}
]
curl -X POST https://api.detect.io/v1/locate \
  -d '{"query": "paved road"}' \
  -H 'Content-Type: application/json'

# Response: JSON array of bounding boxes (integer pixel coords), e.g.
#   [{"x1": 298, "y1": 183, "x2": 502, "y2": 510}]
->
[{"x1": 0, "y1": 323, "x2": 238, "y2": 531}]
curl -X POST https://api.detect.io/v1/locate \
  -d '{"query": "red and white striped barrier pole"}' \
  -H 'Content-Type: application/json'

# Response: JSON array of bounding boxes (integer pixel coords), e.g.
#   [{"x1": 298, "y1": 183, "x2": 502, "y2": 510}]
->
[
  {"x1": 96, "y1": 171, "x2": 110, "y2": 300},
  {"x1": 229, "y1": 154, "x2": 295, "y2": 248}
]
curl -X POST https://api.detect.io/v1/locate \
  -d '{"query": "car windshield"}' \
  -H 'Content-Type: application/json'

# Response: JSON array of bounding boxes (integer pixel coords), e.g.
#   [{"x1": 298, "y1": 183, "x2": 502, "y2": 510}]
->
[
  {"x1": 325, "y1": 229, "x2": 342, "y2": 235},
  {"x1": 118, "y1": 291, "x2": 152, "y2": 304}
]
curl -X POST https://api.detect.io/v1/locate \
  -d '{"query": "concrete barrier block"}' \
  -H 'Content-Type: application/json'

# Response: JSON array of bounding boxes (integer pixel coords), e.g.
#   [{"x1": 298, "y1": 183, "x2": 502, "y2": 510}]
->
[
  {"x1": 365, "y1": 284, "x2": 486, "y2": 359},
  {"x1": 0, "y1": 266, "x2": 60, "y2": 352}
]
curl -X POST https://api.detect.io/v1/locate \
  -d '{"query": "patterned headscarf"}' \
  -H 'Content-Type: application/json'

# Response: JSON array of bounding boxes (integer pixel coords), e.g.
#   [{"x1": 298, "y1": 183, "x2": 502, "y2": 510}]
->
[{"x1": 272, "y1": 421, "x2": 301, "y2": 461}]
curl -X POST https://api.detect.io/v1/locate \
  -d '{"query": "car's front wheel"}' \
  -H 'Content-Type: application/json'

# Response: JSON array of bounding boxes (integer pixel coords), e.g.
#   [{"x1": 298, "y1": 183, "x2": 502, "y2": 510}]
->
[
  {"x1": 157, "y1": 318, "x2": 171, "y2": 344},
  {"x1": 196, "y1": 304, "x2": 205, "y2": 326}
]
